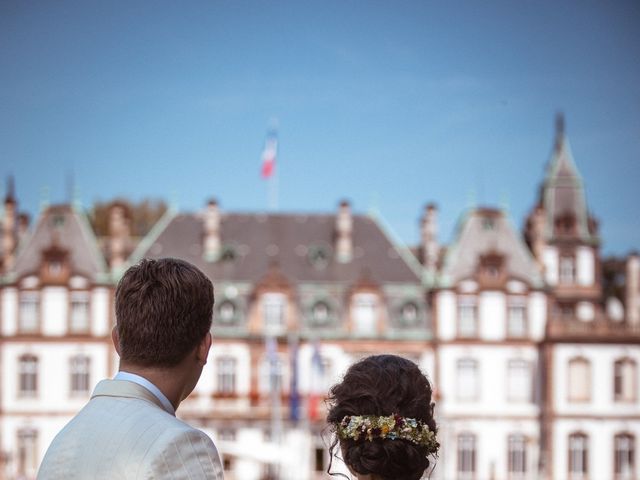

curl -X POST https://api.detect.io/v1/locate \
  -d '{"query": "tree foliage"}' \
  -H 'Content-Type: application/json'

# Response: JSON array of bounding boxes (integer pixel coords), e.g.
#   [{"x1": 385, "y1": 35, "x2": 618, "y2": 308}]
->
[{"x1": 89, "y1": 199, "x2": 167, "y2": 238}]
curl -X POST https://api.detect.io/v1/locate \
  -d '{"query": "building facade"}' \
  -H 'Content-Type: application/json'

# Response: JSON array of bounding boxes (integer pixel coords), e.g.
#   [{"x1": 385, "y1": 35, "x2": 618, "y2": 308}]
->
[{"x1": 0, "y1": 116, "x2": 638, "y2": 479}]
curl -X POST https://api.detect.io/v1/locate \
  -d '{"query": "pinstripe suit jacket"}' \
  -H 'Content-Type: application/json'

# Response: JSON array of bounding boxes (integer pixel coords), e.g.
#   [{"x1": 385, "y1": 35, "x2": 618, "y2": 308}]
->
[{"x1": 37, "y1": 379, "x2": 224, "y2": 480}]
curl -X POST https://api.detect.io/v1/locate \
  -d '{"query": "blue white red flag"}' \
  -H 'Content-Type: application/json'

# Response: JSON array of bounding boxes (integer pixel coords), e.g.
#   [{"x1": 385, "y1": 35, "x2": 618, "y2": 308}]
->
[{"x1": 261, "y1": 130, "x2": 278, "y2": 179}]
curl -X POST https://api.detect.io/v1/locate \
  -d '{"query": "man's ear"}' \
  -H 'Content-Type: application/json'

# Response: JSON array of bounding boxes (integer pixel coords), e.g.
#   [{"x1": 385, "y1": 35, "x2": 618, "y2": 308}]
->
[
  {"x1": 196, "y1": 332, "x2": 212, "y2": 366},
  {"x1": 111, "y1": 326, "x2": 121, "y2": 355}
]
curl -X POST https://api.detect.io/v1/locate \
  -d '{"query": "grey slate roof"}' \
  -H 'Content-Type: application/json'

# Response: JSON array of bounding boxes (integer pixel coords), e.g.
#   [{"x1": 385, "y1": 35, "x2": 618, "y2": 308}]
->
[
  {"x1": 441, "y1": 208, "x2": 543, "y2": 287},
  {"x1": 138, "y1": 212, "x2": 421, "y2": 285},
  {"x1": 12, "y1": 205, "x2": 107, "y2": 280}
]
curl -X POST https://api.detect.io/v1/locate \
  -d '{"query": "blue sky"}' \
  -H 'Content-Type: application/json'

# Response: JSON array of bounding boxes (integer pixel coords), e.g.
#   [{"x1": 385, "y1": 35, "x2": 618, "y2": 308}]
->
[{"x1": 1, "y1": 1, "x2": 639, "y2": 255}]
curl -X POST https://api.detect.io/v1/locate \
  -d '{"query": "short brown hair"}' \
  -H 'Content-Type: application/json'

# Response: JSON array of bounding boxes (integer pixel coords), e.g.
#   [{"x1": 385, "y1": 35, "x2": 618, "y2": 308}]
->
[{"x1": 115, "y1": 258, "x2": 214, "y2": 367}]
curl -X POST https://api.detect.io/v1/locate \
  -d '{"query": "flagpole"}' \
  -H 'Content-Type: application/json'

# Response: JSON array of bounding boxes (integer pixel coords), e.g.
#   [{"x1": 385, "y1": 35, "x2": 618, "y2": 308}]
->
[{"x1": 269, "y1": 173, "x2": 278, "y2": 211}]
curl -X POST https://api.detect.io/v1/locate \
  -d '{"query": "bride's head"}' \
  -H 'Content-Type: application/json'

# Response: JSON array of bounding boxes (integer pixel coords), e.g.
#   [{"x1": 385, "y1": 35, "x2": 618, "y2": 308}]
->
[{"x1": 326, "y1": 355, "x2": 439, "y2": 480}]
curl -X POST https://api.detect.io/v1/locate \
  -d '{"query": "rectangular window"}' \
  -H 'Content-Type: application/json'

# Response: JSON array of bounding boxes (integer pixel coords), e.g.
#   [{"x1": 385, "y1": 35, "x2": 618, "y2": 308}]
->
[
  {"x1": 457, "y1": 358, "x2": 479, "y2": 401},
  {"x1": 70, "y1": 355, "x2": 91, "y2": 394},
  {"x1": 17, "y1": 429, "x2": 38, "y2": 478},
  {"x1": 458, "y1": 298, "x2": 478, "y2": 337},
  {"x1": 614, "y1": 359, "x2": 637, "y2": 403},
  {"x1": 508, "y1": 434, "x2": 527, "y2": 478},
  {"x1": 69, "y1": 292, "x2": 90, "y2": 334},
  {"x1": 507, "y1": 299, "x2": 527, "y2": 338},
  {"x1": 19, "y1": 293, "x2": 39, "y2": 334},
  {"x1": 261, "y1": 356, "x2": 285, "y2": 394},
  {"x1": 352, "y1": 293, "x2": 377, "y2": 335},
  {"x1": 560, "y1": 257, "x2": 575, "y2": 284},
  {"x1": 568, "y1": 358, "x2": 591, "y2": 402},
  {"x1": 507, "y1": 359, "x2": 532, "y2": 402},
  {"x1": 216, "y1": 356, "x2": 237, "y2": 394},
  {"x1": 457, "y1": 433, "x2": 476, "y2": 479},
  {"x1": 18, "y1": 355, "x2": 38, "y2": 397}
]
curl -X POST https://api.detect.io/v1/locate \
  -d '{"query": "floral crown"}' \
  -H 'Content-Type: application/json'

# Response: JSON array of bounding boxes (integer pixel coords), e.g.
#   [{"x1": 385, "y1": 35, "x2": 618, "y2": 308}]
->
[{"x1": 336, "y1": 414, "x2": 439, "y2": 454}]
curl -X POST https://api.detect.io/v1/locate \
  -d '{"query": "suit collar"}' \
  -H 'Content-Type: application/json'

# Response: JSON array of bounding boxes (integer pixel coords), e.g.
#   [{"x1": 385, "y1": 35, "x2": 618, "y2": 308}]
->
[{"x1": 91, "y1": 379, "x2": 175, "y2": 416}]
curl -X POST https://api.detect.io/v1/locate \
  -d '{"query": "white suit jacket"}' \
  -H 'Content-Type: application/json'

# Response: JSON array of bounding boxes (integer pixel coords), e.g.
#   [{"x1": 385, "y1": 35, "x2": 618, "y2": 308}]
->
[{"x1": 37, "y1": 379, "x2": 224, "y2": 480}]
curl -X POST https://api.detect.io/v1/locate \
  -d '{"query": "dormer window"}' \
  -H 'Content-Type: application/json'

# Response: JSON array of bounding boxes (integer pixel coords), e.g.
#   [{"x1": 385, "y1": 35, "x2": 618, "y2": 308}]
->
[
  {"x1": 219, "y1": 245, "x2": 237, "y2": 262},
  {"x1": 555, "y1": 212, "x2": 576, "y2": 235},
  {"x1": 308, "y1": 245, "x2": 330, "y2": 269},
  {"x1": 482, "y1": 217, "x2": 495, "y2": 230},
  {"x1": 352, "y1": 293, "x2": 377, "y2": 335},
  {"x1": 48, "y1": 261, "x2": 62, "y2": 276},
  {"x1": 310, "y1": 301, "x2": 331, "y2": 327},
  {"x1": 399, "y1": 302, "x2": 420, "y2": 327},
  {"x1": 263, "y1": 293, "x2": 286, "y2": 333},
  {"x1": 217, "y1": 300, "x2": 238, "y2": 325},
  {"x1": 478, "y1": 252, "x2": 504, "y2": 283}
]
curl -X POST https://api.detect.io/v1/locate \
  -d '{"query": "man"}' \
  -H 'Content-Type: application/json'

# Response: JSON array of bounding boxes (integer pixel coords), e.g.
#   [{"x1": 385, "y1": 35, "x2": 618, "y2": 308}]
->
[{"x1": 38, "y1": 258, "x2": 224, "y2": 479}]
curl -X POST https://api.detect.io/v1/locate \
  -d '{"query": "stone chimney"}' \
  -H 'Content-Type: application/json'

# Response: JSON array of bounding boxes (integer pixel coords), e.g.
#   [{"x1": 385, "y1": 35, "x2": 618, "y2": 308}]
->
[
  {"x1": 420, "y1": 203, "x2": 439, "y2": 272},
  {"x1": 203, "y1": 199, "x2": 221, "y2": 261},
  {"x1": 108, "y1": 202, "x2": 131, "y2": 270},
  {"x1": 626, "y1": 253, "x2": 640, "y2": 325},
  {"x1": 1, "y1": 177, "x2": 17, "y2": 271},
  {"x1": 335, "y1": 200, "x2": 353, "y2": 263}
]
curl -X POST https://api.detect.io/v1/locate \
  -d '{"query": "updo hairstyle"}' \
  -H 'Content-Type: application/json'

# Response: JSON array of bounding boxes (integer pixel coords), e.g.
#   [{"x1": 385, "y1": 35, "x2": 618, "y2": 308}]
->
[{"x1": 326, "y1": 355, "x2": 437, "y2": 480}]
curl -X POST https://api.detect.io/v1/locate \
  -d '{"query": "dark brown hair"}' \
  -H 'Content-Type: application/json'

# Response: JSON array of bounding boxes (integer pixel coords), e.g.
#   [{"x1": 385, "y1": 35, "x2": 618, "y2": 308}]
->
[
  {"x1": 115, "y1": 257, "x2": 214, "y2": 367},
  {"x1": 326, "y1": 354, "x2": 438, "y2": 480}
]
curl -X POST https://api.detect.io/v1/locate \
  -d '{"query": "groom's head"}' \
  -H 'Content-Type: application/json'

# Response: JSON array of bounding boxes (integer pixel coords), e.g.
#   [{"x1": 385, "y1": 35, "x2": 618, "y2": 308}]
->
[{"x1": 114, "y1": 258, "x2": 214, "y2": 368}]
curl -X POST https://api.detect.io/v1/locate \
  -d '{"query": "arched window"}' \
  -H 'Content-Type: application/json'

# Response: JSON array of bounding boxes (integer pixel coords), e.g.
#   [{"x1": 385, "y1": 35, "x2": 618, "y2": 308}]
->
[
  {"x1": 568, "y1": 357, "x2": 591, "y2": 402},
  {"x1": 310, "y1": 301, "x2": 331, "y2": 326},
  {"x1": 217, "y1": 300, "x2": 238, "y2": 325},
  {"x1": 508, "y1": 434, "x2": 528, "y2": 477},
  {"x1": 457, "y1": 433, "x2": 476, "y2": 479},
  {"x1": 614, "y1": 358, "x2": 637, "y2": 402},
  {"x1": 17, "y1": 428, "x2": 38, "y2": 478},
  {"x1": 18, "y1": 354, "x2": 38, "y2": 397},
  {"x1": 614, "y1": 433, "x2": 635, "y2": 480},
  {"x1": 568, "y1": 432, "x2": 588, "y2": 480},
  {"x1": 399, "y1": 302, "x2": 420, "y2": 327}
]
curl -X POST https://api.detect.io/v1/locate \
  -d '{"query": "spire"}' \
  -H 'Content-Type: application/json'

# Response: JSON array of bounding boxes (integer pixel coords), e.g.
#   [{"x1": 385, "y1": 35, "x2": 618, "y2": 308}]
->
[
  {"x1": 540, "y1": 113, "x2": 594, "y2": 242},
  {"x1": 554, "y1": 111, "x2": 565, "y2": 151},
  {"x1": 5, "y1": 175, "x2": 15, "y2": 204}
]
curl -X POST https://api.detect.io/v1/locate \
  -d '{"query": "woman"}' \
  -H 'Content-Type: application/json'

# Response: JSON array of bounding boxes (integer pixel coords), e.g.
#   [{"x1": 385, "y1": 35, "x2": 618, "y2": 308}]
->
[{"x1": 326, "y1": 354, "x2": 439, "y2": 480}]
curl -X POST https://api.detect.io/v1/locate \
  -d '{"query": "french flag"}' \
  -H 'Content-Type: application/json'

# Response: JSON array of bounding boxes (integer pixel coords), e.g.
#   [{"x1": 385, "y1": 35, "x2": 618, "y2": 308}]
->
[{"x1": 261, "y1": 130, "x2": 278, "y2": 179}]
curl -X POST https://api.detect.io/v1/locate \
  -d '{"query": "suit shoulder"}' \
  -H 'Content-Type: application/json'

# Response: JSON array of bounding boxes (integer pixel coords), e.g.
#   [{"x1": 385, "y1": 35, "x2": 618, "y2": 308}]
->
[{"x1": 138, "y1": 426, "x2": 224, "y2": 479}]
